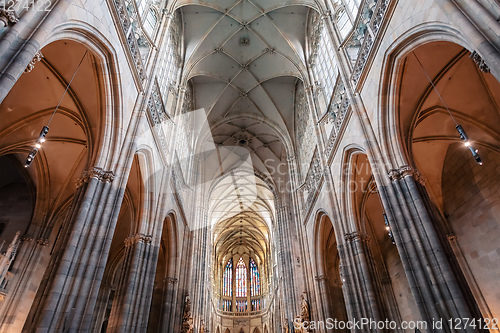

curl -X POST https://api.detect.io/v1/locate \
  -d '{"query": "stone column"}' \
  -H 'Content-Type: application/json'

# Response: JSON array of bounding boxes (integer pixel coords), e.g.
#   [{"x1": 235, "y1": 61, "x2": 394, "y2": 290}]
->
[
  {"x1": 432, "y1": 0, "x2": 500, "y2": 82},
  {"x1": 446, "y1": 234, "x2": 497, "y2": 331},
  {"x1": 383, "y1": 166, "x2": 478, "y2": 332},
  {"x1": 24, "y1": 166, "x2": 121, "y2": 332},
  {"x1": 341, "y1": 232, "x2": 383, "y2": 329},
  {"x1": 0, "y1": 235, "x2": 50, "y2": 332},
  {"x1": 106, "y1": 233, "x2": 158, "y2": 333},
  {"x1": 160, "y1": 276, "x2": 178, "y2": 331},
  {"x1": 314, "y1": 275, "x2": 332, "y2": 323}
]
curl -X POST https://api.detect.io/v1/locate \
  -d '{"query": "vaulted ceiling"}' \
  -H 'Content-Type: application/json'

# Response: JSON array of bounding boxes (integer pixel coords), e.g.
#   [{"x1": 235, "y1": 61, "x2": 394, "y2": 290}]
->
[{"x1": 175, "y1": 0, "x2": 319, "y2": 263}]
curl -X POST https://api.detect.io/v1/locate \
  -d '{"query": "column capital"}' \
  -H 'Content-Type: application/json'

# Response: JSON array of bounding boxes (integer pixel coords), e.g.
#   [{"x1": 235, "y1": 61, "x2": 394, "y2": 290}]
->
[
  {"x1": 314, "y1": 275, "x2": 328, "y2": 282},
  {"x1": 470, "y1": 51, "x2": 490, "y2": 73},
  {"x1": 388, "y1": 165, "x2": 414, "y2": 181},
  {"x1": 344, "y1": 231, "x2": 370, "y2": 243},
  {"x1": 76, "y1": 167, "x2": 115, "y2": 187},
  {"x1": 0, "y1": 7, "x2": 19, "y2": 27},
  {"x1": 124, "y1": 233, "x2": 152, "y2": 247},
  {"x1": 164, "y1": 277, "x2": 178, "y2": 284},
  {"x1": 389, "y1": 165, "x2": 426, "y2": 185},
  {"x1": 25, "y1": 51, "x2": 44, "y2": 73},
  {"x1": 21, "y1": 236, "x2": 34, "y2": 243},
  {"x1": 36, "y1": 238, "x2": 50, "y2": 246},
  {"x1": 447, "y1": 233, "x2": 457, "y2": 242}
]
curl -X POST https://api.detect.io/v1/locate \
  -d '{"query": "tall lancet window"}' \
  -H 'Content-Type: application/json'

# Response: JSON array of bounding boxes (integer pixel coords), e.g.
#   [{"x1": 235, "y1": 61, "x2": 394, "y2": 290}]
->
[
  {"x1": 223, "y1": 259, "x2": 233, "y2": 297},
  {"x1": 236, "y1": 258, "x2": 247, "y2": 298},
  {"x1": 311, "y1": 24, "x2": 339, "y2": 105},
  {"x1": 250, "y1": 258, "x2": 261, "y2": 296}
]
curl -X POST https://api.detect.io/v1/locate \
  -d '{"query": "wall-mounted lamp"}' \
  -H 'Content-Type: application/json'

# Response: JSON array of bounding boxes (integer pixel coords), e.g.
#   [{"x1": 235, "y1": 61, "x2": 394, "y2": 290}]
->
[{"x1": 383, "y1": 213, "x2": 395, "y2": 245}]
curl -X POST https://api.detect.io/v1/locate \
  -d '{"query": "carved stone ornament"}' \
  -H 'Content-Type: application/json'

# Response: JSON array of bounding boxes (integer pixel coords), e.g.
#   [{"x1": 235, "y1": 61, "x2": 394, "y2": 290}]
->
[
  {"x1": 388, "y1": 165, "x2": 425, "y2": 185},
  {"x1": 21, "y1": 236, "x2": 34, "y2": 243},
  {"x1": 0, "y1": 7, "x2": 19, "y2": 27},
  {"x1": 25, "y1": 51, "x2": 44, "y2": 73},
  {"x1": 124, "y1": 233, "x2": 152, "y2": 247},
  {"x1": 164, "y1": 276, "x2": 178, "y2": 284},
  {"x1": 36, "y1": 238, "x2": 50, "y2": 246},
  {"x1": 314, "y1": 275, "x2": 328, "y2": 282},
  {"x1": 388, "y1": 165, "x2": 414, "y2": 181},
  {"x1": 300, "y1": 293, "x2": 310, "y2": 323},
  {"x1": 181, "y1": 295, "x2": 194, "y2": 333},
  {"x1": 470, "y1": 51, "x2": 490, "y2": 73},
  {"x1": 283, "y1": 318, "x2": 289, "y2": 333},
  {"x1": 344, "y1": 231, "x2": 369, "y2": 243},
  {"x1": 76, "y1": 167, "x2": 115, "y2": 187}
]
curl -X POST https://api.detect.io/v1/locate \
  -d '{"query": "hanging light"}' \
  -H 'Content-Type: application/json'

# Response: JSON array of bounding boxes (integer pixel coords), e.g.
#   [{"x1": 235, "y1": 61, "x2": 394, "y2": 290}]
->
[
  {"x1": 23, "y1": 51, "x2": 88, "y2": 168},
  {"x1": 413, "y1": 52, "x2": 483, "y2": 166},
  {"x1": 25, "y1": 126, "x2": 49, "y2": 167},
  {"x1": 456, "y1": 125, "x2": 482, "y2": 165}
]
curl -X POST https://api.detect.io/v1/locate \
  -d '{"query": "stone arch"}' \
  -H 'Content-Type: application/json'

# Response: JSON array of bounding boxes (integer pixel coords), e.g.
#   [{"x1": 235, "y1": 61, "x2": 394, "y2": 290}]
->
[
  {"x1": 0, "y1": 27, "x2": 123, "y2": 330},
  {"x1": 0, "y1": 155, "x2": 35, "y2": 244},
  {"x1": 342, "y1": 148, "x2": 415, "y2": 329},
  {"x1": 313, "y1": 210, "x2": 348, "y2": 331},
  {"x1": 133, "y1": 146, "x2": 158, "y2": 235},
  {"x1": 90, "y1": 153, "x2": 144, "y2": 332},
  {"x1": 148, "y1": 211, "x2": 179, "y2": 332},
  {"x1": 381, "y1": 32, "x2": 500, "y2": 322},
  {"x1": 379, "y1": 24, "x2": 473, "y2": 167},
  {"x1": 42, "y1": 22, "x2": 124, "y2": 170}
]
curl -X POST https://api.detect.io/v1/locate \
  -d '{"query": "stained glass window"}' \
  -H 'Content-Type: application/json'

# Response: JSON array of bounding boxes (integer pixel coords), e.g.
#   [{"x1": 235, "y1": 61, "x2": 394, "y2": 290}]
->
[
  {"x1": 222, "y1": 300, "x2": 232, "y2": 311},
  {"x1": 251, "y1": 299, "x2": 261, "y2": 311},
  {"x1": 236, "y1": 300, "x2": 247, "y2": 312},
  {"x1": 250, "y1": 258, "x2": 261, "y2": 296},
  {"x1": 236, "y1": 257, "x2": 247, "y2": 298},
  {"x1": 223, "y1": 259, "x2": 233, "y2": 297}
]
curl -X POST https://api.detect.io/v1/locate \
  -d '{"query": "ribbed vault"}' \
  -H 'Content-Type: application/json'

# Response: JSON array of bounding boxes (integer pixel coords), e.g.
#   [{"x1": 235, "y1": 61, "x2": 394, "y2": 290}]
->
[{"x1": 177, "y1": 0, "x2": 313, "y2": 266}]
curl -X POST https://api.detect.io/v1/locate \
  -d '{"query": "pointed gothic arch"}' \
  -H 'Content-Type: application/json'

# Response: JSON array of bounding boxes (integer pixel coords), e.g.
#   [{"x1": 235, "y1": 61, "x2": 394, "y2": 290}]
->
[
  {"x1": 313, "y1": 211, "x2": 348, "y2": 331},
  {"x1": 381, "y1": 33, "x2": 500, "y2": 323}
]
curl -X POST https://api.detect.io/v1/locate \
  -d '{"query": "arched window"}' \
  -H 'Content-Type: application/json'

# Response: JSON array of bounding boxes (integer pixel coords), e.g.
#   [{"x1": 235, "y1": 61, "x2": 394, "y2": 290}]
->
[
  {"x1": 144, "y1": 8, "x2": 158, "y2": 37},
  {"x1": 250, "y1": 258, "x2": 260, "y2": 296},
  {"x1": 223, "y1": 259, "x2": 233, "y2": 296},
  {"x1": 156, "y1": 13, "x2": 181, "y2": 106},
  {"x1": 311, "y1": 25, "x2": 339, "y2": 104},
  {"x1": 136, "y1": 0, "x2": 147, "y2": 15},
  {"x1": 336, "y1": 8, "x2": 352, "y2": 39},
  {"x1": 345, "y1": 0, "x2": 359, "y2": 17},
  {"x1": 235, "y1": 257, "x2": 247, "y2": 298}
]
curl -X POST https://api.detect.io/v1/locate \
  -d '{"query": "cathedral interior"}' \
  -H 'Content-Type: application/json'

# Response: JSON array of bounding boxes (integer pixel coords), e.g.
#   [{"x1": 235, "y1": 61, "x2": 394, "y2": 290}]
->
[{"x1": 0, "y1": 0, "x2": 500, "y2": 332}]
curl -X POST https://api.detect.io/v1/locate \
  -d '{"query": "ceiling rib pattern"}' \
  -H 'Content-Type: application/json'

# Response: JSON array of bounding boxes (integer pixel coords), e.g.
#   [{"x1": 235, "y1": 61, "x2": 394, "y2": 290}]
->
[{"x1": 179, "y1": 0, "x2": 314, "y2": 266}]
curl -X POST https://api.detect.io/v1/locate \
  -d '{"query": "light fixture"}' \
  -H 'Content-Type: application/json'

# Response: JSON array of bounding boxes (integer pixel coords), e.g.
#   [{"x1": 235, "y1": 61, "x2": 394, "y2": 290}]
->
[
  {"x1": 413, "y1": 52, "x2": 483, "y2": 165},
  {"x1": 383, "y1": 213, "x2": 395, "y2": 245},
  {"x1": 24, "y1": 51, "x2": 88, "y2": 168},
  {"x1": 456, "y1": 124, "x2": 482, "y2": 165}
]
